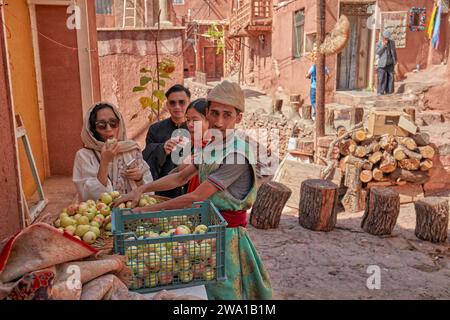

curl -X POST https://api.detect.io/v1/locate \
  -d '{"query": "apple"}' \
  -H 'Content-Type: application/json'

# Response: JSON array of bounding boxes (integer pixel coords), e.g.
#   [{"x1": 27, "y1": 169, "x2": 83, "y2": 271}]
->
[
  {"x1": 180, "y1": 215, "x2": 190, "y2": 225},
  {"x1": 78, "y1": 216, "x2": 90, "y2": 225},
  {"x1": 199, "y1": 242, "x2": 212, "y2": 260},
  {"x1": 96, "y1": 202, "x2": 108, "y2": 211},
  {"x1": 169, "y1": 216, "x2": 182, "y2": 227},
  {"x1": 110, "y1": 191, "x2": 120, "y2": 200},
  {"x1": 90, "y1": 221, "x2": 101, "y2": 228},
  {"x1": 83, "y1": 210, "x2": 96, "y2": 221},
  {"x1": 130, "y1": 277, "x2": 143, "y2": 290},
  {"x1": 64, "y1": 225, "x2": 76, "y2": 236},
  {"x1": 174, "y1": 225, "x2": 191, "y2": 235},
  {"x1": 125, "y1": 246, "x2": 138, "y2": 259},
  {"x1": 164, "y1": 241, "x2": 178, "y2": 252},
  {"x1": 158, "y1": 272, "x2": 173, "y2": 285},
  {"x1": 83, "y1": 231, "x2": 97, "y2": 244},
  {"x1": 104, "y1": 222, "x2": 112, "y2": 232},
  {"x1": 73, "y1": 213, "x2": 82, "y2": 222},
  {"x1": 159, "y1": 255, "x2": 174, "y2": 272},
  {"x1": 146, "y1": 243, "x2": 158, "y2": 252},
  {"x1": 94, "y1": 214, "x2": 105, "y2": 224},
  {"x1": 144, "y1": 273, "x2": 158, "y2": 288},
  {"x1": 59, "y1": 212, "x2": 69, "y2": 220},
  {"x1": 185, "y1": 241, "x2": 200, "y2": 259},
  {"x1": 179, "y1": 270, "x2": 193, "y2": 283},
  {"x1": 100, "y1": 192, "x2": 113, "y2": 205},
  {"x1": 171, "y1": 243, "x2": 185, "y2": 259},
  {"x1": 168, "y1": 228, "x2": 177, "y2": 235},
  {"x1": 203, "y1": 267, "x2": 215, "y2": 281},
  {"x1": 103, "y1": 215, "x2": 112, "y2": 226},
  {"x1": 89, "y1": 226, "x2": 101, "y2": 237},
  {"x1": 66, "y1": 204, "x2": 79, "y2": 216},
  {"x1": 75, "y1": 224, "x2": 90, "y2": 237},
  {"x1": 61, "y1": 216, "x2": 76, "y2": 228},
  {"x1": 144, "y1": 231, "x2": 159, "y2": 238},
  {"x1": 135, "y1": 226, "x2": 146, "y2": 237},
  {"x1": 144, "y1": 252, "x2": 160, "y2": 272},
  {"x1": 159, "y1": 232, "x2": 170, "y2": 237},
  {"x1": 203, "y1": 238, "x2": 217, "y2": 250},
  {"x1": 86, "y1": 200, "x2": 96, "y2": 207},
  {"x1": 53, "y1": 218, "x2": 61, "y2": 228},
  {"x1": 99, "y1": 206, "x2": 111, "y2": 217},
  {"x1": 194, "y1": 224, "x2": 208, "y2": 234},
  {"x1": 126, "y1": 201, "x2": 134, "y2": 209},
  {"x1": 207, "y1": 254, "x2": 216, "y2": 267},
  {"x1": 177, "y1": 255, "x2": 191, "y2": 270},
  {"x1": 157, "y1": 217, "x2": 169, "y2": 228},
  {"x1": 77, "y1": 202, "x2": 89, "y2": 214},
  {"x1": 118, "y1": 203, "x2": 126, "y2": 209},
  {"x1": 155, "y1": 245, "x2": 168, "y2": 257},
  {"x1": 192, "y1": 261, "x2": 205, "y2": 278},
  {"x1": 138, "y1": 198, "x2": 149, "y2": 207},
  {"x1": 131, "y1": 262, "x2": 147, "y2": 278}
]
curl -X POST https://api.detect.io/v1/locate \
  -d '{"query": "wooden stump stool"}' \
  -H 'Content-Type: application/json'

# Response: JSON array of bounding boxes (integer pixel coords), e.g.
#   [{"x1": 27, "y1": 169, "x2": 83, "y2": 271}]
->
[
  {"x1": 250, "y1": 181, "x2": 292, "y2": 229},
  {"x1": 361, "y1": 188, "x2": 400, "y2": 235},
  {"x1": 414, "y1": 197, "x2": 449, "y2": 243},
  {"x1": 302, "y1": 105, "x2": 312, "y2": 120},
  {"x1": 299, "y1": 179, "x2": 339, "y2": 232}
]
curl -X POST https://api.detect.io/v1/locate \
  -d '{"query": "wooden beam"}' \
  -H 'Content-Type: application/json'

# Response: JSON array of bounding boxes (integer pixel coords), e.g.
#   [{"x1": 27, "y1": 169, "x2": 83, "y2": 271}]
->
[{"x1": 316, "y1": 0, "x2": 326, "y2": 137}]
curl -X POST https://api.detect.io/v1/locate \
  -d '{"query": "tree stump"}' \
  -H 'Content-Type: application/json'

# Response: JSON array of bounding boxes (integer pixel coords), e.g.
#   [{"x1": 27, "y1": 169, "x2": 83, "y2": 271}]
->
[
  {"x1": 350, "y1": 106, "x2": 364, "y2": 126},
  {"x1": 250, "y1": 181, "x2": 292, "y2": 229},
  {"x1": 302, "y1": 104, "x2": 312, "y2": 120},
  {"x1": 325, "y1": 108, "x2": 335, "y2": 131},
  {"x1": 272, "y1": 99, "x2": 283, "y2": 114},
  {"x1": 414, "y1": 197, "x2": 449, "y2": 243},
  {"x1": 361, "y1": 188, "x2": 400, "y2": 235},
  {"x1": 299, "y1": 179, "x2": 339, "y2": 232}
]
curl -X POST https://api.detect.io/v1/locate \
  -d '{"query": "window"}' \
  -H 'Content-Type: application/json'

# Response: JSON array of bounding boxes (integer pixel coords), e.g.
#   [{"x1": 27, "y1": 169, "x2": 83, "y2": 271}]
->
[
  {"x1": 293, "y1": 10, "x2": 305, "y2": 58},
  {"x1": 95, "y1": 0, "x2": 113, "y2": 15},
  {"x1": 305, "y1": 33, "x2": 317, "y2": 53},
  {"x1": 173, "y1": 0, "x2": 185, "y2": 4}
]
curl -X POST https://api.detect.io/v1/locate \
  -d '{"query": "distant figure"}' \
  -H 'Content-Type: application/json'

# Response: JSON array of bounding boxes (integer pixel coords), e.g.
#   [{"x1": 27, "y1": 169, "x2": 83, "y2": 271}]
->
[
  {"x1": 306, "y1": 53, "x2": 330, "y2": 120},
  {"x1": 376, "y1": 30, "x2": 398, "y2": 95}
]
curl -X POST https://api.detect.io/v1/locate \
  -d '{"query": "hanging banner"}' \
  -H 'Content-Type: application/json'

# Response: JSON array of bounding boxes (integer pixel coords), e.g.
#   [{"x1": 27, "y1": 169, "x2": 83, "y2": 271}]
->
[{"x1": 381, "y1": 11, "x2": 408, "y2": 48}]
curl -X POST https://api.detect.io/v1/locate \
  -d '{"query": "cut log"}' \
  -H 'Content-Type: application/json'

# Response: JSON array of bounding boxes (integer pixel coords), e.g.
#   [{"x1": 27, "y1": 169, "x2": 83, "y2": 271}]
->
[
  {"x1": 361, "y1": 188, "x2": 400, "y2": 236},
  {"x1": 360, "y1": 170, "x2": 373, "y2": 183},
  {"x1": 367, "y1": 180, "x2": 395, "y2": 188},
  {"x1": 362, "y1": 160, "x2": 373, "y2": 171},
  {"x1": 250, "y1": 181, "x2": 292, "y2": 229},
  {"x1": 339, "y1": 139, "x2": 357, "y2": 156},
  {"x1": 418, "y1": 145, "x2": 435, "y2": 159},
  {"x1": 420, "y1": 159, "x2": 433, "y2": 171},
  {"x1": 412, "y1": 132, "x2": 430, "y2": 146},
  {"x1": 399, "y1": 158, "x2": 420, "y2": 171},
  {"x1": 368, "y1": 151, "x2": 382, "y2": 164},
  {"x1": 354, "y1": 146, "x2": 369, "y2": 158},
  {"x1": 298, "y1": 179, "x2": 339, "y2": 231},
  {"x1": 344, "y1": 163, "x2": 362, "y2": 190},
  {"x1": 352, "y1": 130, "x2": 366, "y2": 142},
  {"x1": 389, "y1": 168, "x2": 430, "y2": 184},
  {"x1": 396, "y1": 137, "x2": 417, "y2": 151},
  {"x1": 372, "y1": 168, "x2": 384, "y2": 181},
  {"x1": 414, "y1": 197, "x2": 449, "y2": 243},
  {"x1": 350, "y1": 107, "x2": 364, "y2": 126},
  {"x1": 302, "y1": 104, "x2": 312, "y2": 120},
  {"x1": 273, "y1": 99, "x2": 283, "y2": 114},
  {"x1": 379, "y1": 151, "x2": 397, "y2": 173},
  {"x1": 393, "y1": 147, "x2": 407, "y2": 161},
  {"x1": 325, "y1": 108, "x2": 335, "y2": 131},
  {"x1": 342, "y1": 189, "x2": 364, "y2": 213},
  {"x1": 380, "y1": 134, "x2": 397, "y2": 152}
]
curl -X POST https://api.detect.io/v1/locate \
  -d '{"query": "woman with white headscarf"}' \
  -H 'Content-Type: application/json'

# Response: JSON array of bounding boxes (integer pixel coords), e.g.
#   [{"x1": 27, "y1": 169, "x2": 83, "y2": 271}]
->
[{"x1": 73, "y1": 102, "x2": 153, "y2": 201}]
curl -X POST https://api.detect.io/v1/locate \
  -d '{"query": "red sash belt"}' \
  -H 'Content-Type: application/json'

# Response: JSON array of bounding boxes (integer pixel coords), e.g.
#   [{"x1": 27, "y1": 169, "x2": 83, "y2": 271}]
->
[{"x1": 220, "y1": 210, "x2": 247, "y2": 228}]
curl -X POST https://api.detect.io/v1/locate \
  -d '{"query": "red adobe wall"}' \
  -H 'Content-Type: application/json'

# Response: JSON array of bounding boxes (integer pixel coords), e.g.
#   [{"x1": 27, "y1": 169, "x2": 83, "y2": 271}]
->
[{"x1": 172, "y1": 0, "x2": 231, "y2": 21}]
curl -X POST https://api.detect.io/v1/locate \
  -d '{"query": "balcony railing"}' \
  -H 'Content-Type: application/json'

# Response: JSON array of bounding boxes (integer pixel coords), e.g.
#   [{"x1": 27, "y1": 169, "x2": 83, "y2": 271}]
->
[{"x1": 229, "y1": 0, "x2": 272, "y2": 37}]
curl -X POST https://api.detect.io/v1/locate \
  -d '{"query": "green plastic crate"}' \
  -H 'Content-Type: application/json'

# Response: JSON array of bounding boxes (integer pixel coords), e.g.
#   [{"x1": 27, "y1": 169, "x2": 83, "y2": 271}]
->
[{"x1": 112, "y1": 201, "x2": 227, "y2": 293}]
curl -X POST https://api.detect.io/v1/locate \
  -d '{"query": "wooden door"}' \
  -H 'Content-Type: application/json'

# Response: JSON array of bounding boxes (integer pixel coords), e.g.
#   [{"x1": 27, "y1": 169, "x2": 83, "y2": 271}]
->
[
  {"x1": 203, "y1": 46, "x2": 224, "y2": 80},
  {"x1": 337, "y1": 3, "x2": 373, "y2": 90}
]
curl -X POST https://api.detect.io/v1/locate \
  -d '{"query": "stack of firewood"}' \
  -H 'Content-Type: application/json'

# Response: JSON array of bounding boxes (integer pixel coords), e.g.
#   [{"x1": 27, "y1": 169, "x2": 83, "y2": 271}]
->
[{"x1": 338, "y1": 129, "x2": 435, "y2": 212}]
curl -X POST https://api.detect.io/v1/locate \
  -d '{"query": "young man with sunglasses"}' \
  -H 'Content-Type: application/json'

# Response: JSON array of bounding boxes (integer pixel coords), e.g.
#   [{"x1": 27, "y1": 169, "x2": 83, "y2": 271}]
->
[{"x1": 142, "y1": 84, "x2": 191, "y2": 198}]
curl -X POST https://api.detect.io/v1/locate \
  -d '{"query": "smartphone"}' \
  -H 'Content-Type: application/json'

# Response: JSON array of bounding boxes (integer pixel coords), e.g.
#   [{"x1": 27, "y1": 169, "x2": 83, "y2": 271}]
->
[{"x1": 126, "y1": 158, "x2": 137, "y2": 169}]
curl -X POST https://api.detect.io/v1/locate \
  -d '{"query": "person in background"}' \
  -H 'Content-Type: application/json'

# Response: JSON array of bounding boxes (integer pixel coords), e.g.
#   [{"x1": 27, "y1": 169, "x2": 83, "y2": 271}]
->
[
  {"x1": 73, "y1": 102, "x2": 153, "y2": 201},
  {"x1": 376, "y1": 30, "x2": 398, "y2": 95},
  {"x1": 142, "y1": 85, "x2": 191, "y2": 198},
  {"x1": 306, "y1": 52, "x2": 330, "y2": 120}
]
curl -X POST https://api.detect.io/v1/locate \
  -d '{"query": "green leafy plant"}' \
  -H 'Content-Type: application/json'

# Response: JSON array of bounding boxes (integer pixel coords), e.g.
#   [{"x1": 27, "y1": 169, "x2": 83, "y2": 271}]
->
[
  {"x1": 132, "y1": 57, "x2": 175, "y2": 121},
  {"x1": 204, "y1": 23, "x2": 225, "y2": 54}
]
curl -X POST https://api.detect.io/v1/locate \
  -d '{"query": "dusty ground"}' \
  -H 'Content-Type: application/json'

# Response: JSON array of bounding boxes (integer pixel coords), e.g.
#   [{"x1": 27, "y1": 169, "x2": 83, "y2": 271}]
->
[{"x1": 248, "y1": 205, "x2": 450, "y2": 300}]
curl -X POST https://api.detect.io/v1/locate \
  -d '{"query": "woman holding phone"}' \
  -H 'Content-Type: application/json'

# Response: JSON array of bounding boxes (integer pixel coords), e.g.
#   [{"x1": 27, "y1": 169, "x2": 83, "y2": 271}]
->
[{"x1": 73, "y1": 102, "x2": 153, "y2": 201}]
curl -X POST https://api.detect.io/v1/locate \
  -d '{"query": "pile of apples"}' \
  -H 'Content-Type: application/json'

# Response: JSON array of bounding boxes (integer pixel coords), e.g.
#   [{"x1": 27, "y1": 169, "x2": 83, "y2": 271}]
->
[
  {"x1": 124, "y1": 219, "x2": 217, "y2": 288},
  {"x1": 53, "y1": 191, "x2": 120, "y2": 244},
  {"x1": 116, "y1": 193, "x2": 159, "y2": 209}
]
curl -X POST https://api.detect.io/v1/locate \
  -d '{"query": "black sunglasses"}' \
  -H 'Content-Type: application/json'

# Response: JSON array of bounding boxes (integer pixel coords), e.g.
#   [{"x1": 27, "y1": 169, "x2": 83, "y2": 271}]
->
[
  {"x1": 168, "y1": 99, "x2": 187, "y2": 107},
  {"x1": 95, "y1": 118, "x2": 120, "y2": 130}
]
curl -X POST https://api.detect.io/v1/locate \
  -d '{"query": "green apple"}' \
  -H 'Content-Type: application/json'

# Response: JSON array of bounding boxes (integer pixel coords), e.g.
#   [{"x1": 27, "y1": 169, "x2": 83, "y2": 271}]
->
[
  {"x1": 104, "y1": 222, "x2": 112, "y2": 232},
  {"x1": 64, "y1": 225, "x2": 76, "y2": 236},
  {"x1": 138, "y1": 198, "x2": 149, "y2": 207},
  {"x1": 155, "y1": 245, "x2": 168, "y2": 257},
  {"x1": 82, "y1": 231, "x2": 97, "y2": 244},
  {"x1": 83, "y1": 210, "x2": 96, "y2": 221},
  {"x1": 159, "y1": 232, "x2": 170, "y2": 237},
  {"x1": 135, "y1": 226, "x2": 146, "y2": 237},
  {"x1": 179, "y1": 270, "x2": 193, "y2": 283},
  {"x1": 110, "y1": 191, "x2": 120, "y2": 200},
  {"x1": 75, "y1": 224, "x2": 90, "y2": 237},
  {"x1": 160, "y1": 255, "x2": 174, "y2": 272},
  {"x1": 144, "y1": 273, "x2": 158, "y2": 288},
  {"x1": 194, "y1": 224, "x2": 208, "y2": 234},
  {"x1": 89, "y1": 226, "x2": 101, "y2": 237},
  {"x1": 100, "y1": 192, "x2": 113, "y2": 205},
  {"x1": 164, "y1": 241, "x2": 178, "y2": 252},
  {"x1": 131, "y1": 262, "x2": 147, "y2": 278},
  {"x1": 185, "y1": 241, "x2": 200, "y2": 259},
  {"x1": 77, "y1": 202, "x2": 89, "y2": 214},
  {"x1": 199, "y1": 242, "x2": 212, "y2": 260},
  {"x1": 125, "y1": 246, "x2": 138, "y2": 259},
  {"x1": 86, "y1": 200, "x2": 96, "y2": 207},
  {"x1": 61, "y1": 216, "x2": 76, "y2": 228},
  {"x1": 59, "y1": 212, "x2": 69, "y2": 220},
  {"x1": 99, "y1": 206, "x2": 111, "y2": 217},
  {"x1": 78, "y1": 216, "x2": 90, "y2": 225},
  {"x1": 90, "y1": 221, "x2": 101, "y2": 228},
  {"x1": 203, "y1": 267, "x2": 215, "y2": 281}
]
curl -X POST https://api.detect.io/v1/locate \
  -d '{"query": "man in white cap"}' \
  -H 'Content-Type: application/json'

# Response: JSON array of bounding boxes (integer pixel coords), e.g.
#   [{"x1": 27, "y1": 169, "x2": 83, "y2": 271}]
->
[
  {"x1": 376, "y1": 30, "x2": 398, "y2": 95},
  {"x1": 114, "y1": 80, "x2": 273, "y2": 300}
]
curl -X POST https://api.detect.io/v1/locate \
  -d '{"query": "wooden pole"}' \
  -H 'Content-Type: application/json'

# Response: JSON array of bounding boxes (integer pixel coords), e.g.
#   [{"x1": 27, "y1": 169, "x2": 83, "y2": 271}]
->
[
  {"x1": 155, "y1": 9, "x2": 161, "y2": 120},
  {"x1": 316, "y1": 0, "x2": 326, "y2": 137}
]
